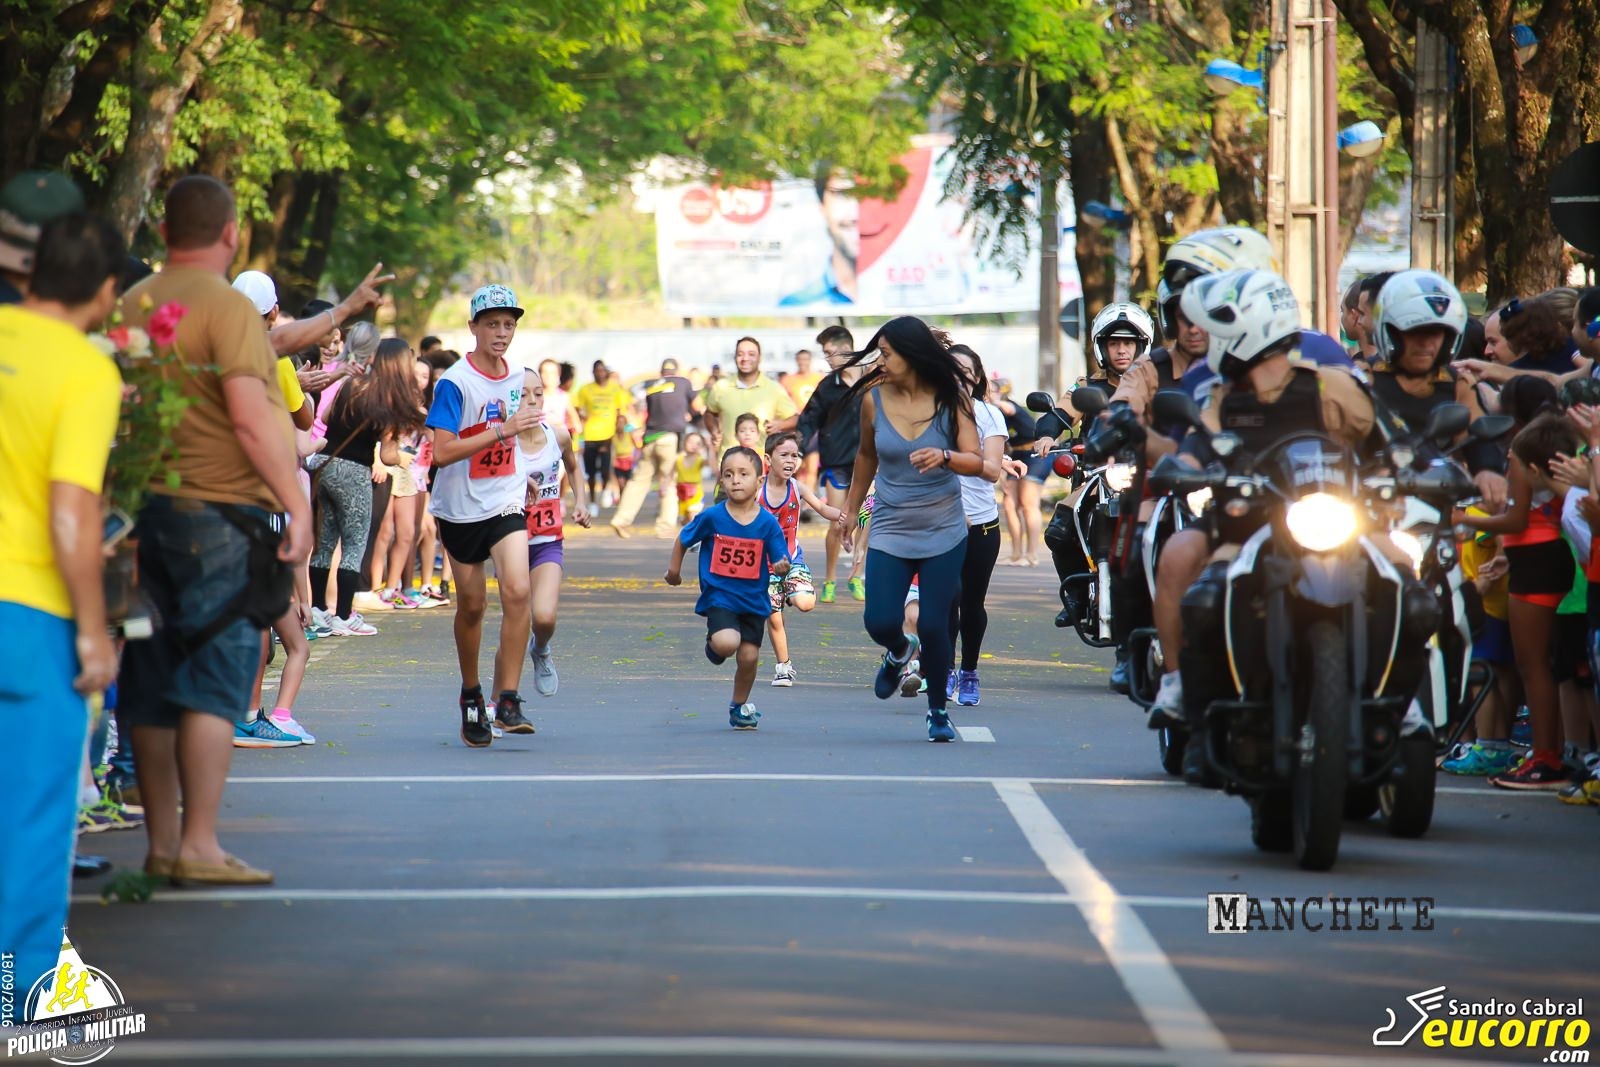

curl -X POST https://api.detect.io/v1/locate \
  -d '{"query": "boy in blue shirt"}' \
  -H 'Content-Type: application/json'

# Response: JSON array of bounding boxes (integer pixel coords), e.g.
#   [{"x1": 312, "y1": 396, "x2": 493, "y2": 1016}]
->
[{"x1": 665, "y1": 446, "x2": 791, "y2": 729}]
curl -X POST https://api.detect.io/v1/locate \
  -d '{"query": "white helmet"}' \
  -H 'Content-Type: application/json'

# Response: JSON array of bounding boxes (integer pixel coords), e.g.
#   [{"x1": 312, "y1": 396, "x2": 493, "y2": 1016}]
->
[
  {"x1": 1180, "y1": 268, "x2": 1303, "y2": 381},
  {"x1": 1371, "y1": 270, "x2": 1468, "y2": 370},
  {"x1": 1158, "y1": 227, "x2": 1280, "y2": 336},
  {"x1": 1090, "y1": 302, "x2": 1154, "y2": 369}
]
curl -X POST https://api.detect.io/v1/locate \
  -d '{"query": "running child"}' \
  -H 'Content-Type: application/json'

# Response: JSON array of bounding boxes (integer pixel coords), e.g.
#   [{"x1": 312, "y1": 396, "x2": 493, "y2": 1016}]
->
[
  {"x1": 519, "y1": 371, "x2": 592, "y2": 701},
  {"x1": 734, "y1": 412, "x2": 763, "y2": 457},
  {"x1": 426, "y1": 285, "x2": 542, "y2": 747},
  {"x1": 665, "y1": 446, "x2": 791, "y2": 729},
  {"x1": 761, "y1": 431, "x2": 842, "y2": 686},
  {"x1": 676, "y1": 432, "x2": 708, "y2": 525}
]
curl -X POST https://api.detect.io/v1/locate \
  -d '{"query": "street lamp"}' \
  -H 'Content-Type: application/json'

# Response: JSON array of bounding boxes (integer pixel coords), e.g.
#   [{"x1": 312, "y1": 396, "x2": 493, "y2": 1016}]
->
[
  {"x1": 1337, "y1": 120, "x2": 1386, "y2": 158},
  {"x1": 1204, "y1": 59, "x2": 1265, "y2": 96}
]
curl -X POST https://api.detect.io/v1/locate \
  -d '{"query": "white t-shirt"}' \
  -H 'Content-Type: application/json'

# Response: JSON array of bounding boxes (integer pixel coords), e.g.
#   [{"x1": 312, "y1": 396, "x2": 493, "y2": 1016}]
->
[
  {"x1": 522, "y1": 429, "x2": 564, "y2": 545},
  {"x1": 1561, "y1": 488, "x2": 1591, "y2": 562},
  {"x1": 425, "y1": 355, "x2": 527, "y2": 523},
  {"x1": 959, "y1": 400, "x2": 1007, "y2": 524}
]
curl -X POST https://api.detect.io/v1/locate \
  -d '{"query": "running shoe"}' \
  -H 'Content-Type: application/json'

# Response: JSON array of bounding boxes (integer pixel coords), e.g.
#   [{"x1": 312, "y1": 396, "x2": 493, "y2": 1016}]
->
[
  {"x1": 352, "y1": 591, "x2": 389, "y2": 613},
  {"x1": 957, "y1": 670, "x2": 981, "y2": 707},
  {"x1": 1109, "y1": 656, "x2": 1131, "y2": 695},
  {"x1": 1510, "y1": 706, "x2": 1532, "y2": 747},
  {"x1": 233, "y1": 712, "x2": 304, "y2": 748},
  {"x1": 729, "y1": 702, "x2": 761, "y2": 730},
  {"x1": 379, "y1": 588, "x2": 417, "y2": 610},
  {"x1": 1148, "y1": 671, "x2": 1185, "y2": 730},
  {"x1": 900, "y1": 659, "x2": 923, "y2": 698},
  {"x1": 772, "y1": 661, "x2": 797, "y2": 687},
  {"x1": 269, "y1": 714, "x2": 316, "y2": 744},
  {"x1": 946, "y1": 669, "x2": 958, "y2": 700},
  {"x1": 927, "y1": 709, "x2": 957, "y2": 743},
  {"x1": 876, "y1": 635, "x2": 920, "y2": 700},
  {"x1": 529, "y1": 640, "x2": 559, "y2": 697},
  {"x1": 496, "y1": 692, "x2": 536, "y2": 735},
  {"x1": 460, "y1": 689, "x2": 493, "y2": 748},
  {"x1": 819, "y1": 580, "x2": 836, "y2": 604},
  {"x1": 405, "y1": 589, "x2": 443, "y2": 609},
  {"x1": 1557, "y1": 776, "x2": 1600, "y2": 806},
  {"x1": 329, "y1": 612, "x2": 377, "y2": 637},
  {"x1": 78, "y1": 798, "x2": 142, "y2": 833},
  {"x1": 1441, "y1": 742, "x2": 1520, "y2": 777},
  {"x1": 419, "y1": 585, "x2": 451, "y2": 605},
  {"x1": 848, "y1": 577, "x2": 866, "y2": 602},
  {"x1": 1489, "y1": 754, "x2": 1572, "y2": 791}
]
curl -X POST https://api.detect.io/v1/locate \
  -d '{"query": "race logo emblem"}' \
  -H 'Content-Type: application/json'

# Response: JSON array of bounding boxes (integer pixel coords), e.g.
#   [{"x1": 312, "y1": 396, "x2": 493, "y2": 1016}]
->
[
  {"x1": 1371, "y1": 984, "x2": 1591, "y2": 1056},
  {"x1": 1373, "y1": 984, "x2": 1447, "y2": 1046},
  {"x1": 6, "y1": 931, "x2": 145, "y2": 1065}
]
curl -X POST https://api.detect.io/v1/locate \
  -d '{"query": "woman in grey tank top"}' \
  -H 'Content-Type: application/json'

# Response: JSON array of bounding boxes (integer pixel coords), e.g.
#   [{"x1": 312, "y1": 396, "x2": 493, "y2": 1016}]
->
[{"x1": 829, "y1": 317, "x2": 984, "y2": 742}]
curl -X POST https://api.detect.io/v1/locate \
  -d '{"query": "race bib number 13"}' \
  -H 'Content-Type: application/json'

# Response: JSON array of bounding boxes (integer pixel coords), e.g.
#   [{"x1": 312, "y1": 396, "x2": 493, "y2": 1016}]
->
[
  {"x1": 709, "y1": 534, "x2": 763, "y2": 580},
  {"x1": 527, "y1": 498, "x2": 562, "y2": 537}
]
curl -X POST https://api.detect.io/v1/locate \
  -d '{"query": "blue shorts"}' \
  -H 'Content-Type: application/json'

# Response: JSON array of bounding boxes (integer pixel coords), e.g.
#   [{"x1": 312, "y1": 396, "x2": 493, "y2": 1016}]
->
[
  {"x1": 120, "y1": 495, "x2": 270, "y2": 726},
  {"x1": 0, "y1": 602, "x2": 89, "y2": 1011},
  {"x1": 527, "y1": 538, "x2": 565, "y2": 571},
  {"x1": 821, "y1": 467, "x2": 851, "y2": 491},
  {"x1": 1472, "y1": 615, "x2": 1513, "y2": 666}
]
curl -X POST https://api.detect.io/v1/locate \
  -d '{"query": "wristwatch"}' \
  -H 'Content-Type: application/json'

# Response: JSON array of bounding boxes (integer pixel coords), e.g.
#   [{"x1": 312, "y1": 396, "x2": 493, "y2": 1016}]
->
[{"x1": 941, "y1": 449, "x2": 950, "y2": 468}]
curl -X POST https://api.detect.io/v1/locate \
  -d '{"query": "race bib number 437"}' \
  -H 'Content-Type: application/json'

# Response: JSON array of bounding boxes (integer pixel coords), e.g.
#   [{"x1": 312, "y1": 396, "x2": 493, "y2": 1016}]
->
[{"x1": 710, "y1": 534, "x2": 763, "y2": 580}]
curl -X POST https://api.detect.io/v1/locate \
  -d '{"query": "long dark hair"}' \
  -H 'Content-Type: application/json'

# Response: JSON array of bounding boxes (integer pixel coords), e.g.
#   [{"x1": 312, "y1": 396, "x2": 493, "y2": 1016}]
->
[
  {"x1": 829, "y1": 316, "x2": 972, "y2": 429},
  {"x1": 948, "y1": 343, "x2": 987, "y2": 401},
  {"x1": 335, "y1": 337, "x2": 425, "y2": 434}
]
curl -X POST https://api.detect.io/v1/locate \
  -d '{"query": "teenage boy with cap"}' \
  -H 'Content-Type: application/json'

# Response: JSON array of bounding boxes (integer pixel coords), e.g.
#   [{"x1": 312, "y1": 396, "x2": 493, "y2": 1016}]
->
[
  {"x1": 0, "y1": 170, "x2": 86, "y2": 304},
  {"x1": 427, "y1": 285, "x2": 542, "y2": 746}
]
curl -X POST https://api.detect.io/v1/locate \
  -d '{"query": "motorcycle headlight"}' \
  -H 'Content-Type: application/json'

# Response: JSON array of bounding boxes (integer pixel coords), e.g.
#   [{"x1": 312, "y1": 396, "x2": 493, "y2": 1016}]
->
[
  {"x1": 1388, "y1": 529, "x2": 1424, "y2": 576},
  {"x1": 1105, "y1": 462, "x2": 1137, "y2": 493},
  {"x1": 1185, "y1": 487, "x2": 1212, "y2": 514},
  {"x1": 1284, "y1": 492, "x2": 1358, "y2": 552}
]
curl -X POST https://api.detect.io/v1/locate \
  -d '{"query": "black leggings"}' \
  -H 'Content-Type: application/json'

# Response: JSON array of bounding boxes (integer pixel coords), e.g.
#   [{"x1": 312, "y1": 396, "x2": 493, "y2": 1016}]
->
[
  {"x1": 864, "y1": 542, "x2": 965, "y2": 712},
  {"x1": 310, "y1": 566, "x2": 363, "y2": 619},
  {"x1": 949, "y1": 519, "x2": 1002, "y2": 671}
]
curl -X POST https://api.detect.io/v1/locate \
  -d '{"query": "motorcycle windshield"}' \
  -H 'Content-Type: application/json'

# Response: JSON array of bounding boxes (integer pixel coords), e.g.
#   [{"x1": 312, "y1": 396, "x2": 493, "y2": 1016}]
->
[{"x1": 1267, "y1": 437, "x2": 1356, "y2": 500}]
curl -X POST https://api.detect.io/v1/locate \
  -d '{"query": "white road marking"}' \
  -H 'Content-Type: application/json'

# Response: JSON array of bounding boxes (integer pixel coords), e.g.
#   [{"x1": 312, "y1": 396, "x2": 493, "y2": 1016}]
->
[
  {"x1": 225, "y1": 772, "x2": 1183, "y2": 786},
  {"x1": 82, "y1": 1035, "x2": 1492, "y2": 1064},
  {"x1": 992, "y1": 778, "x2": 1229, "y2": 1056},
  {"x1": 955, "y1": 726, "x2": 995, "y2": 743},
  {"x1": 71, "y1": 883, "x2": 1600, "y2": 926}
]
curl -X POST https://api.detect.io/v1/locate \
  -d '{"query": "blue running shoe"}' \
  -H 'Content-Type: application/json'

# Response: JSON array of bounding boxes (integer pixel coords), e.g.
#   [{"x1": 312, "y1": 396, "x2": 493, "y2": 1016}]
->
[
  {"x1": 729, "y1": 703, "x2": 761, "y2": 730},
  {"x1": 957, "y1": 670, "x2": 981, "y2": 706},
  {"x1": 1441, "y1": 743, "x2": 1520, "y2": 777},
  {"x1": 946, "y1": 669, "x2": 958, "y2": 700},
  {"x1": 233, "y1": 712, "x2": 303, "y2": 748},
  {"x1": 875, "y1": 635, "x2": 920, "y2": 700},
  {"x1": 1510, "y1": 706, "x2": 1532, "y2": 747},
  {"x1": 927, "y1": 709, "x2": 956, "y2": 742}
]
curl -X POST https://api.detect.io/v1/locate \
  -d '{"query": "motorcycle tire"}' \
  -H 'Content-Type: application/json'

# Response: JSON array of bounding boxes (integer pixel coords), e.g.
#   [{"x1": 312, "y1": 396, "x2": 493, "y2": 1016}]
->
[
  {"x1": 1343, "y1": 785, "x2": 1380, "y2": 821},
  {"x1": 1379, "y1": 732, "x2": 1437, "y2": 838},
  {"x1": 1159, "y1": 726, "x2": 1186, "y2": 777},
  {"x1": 1250, "y1": 791, "x2": 1293, "y2": 853},
  {"x1": 1293, "y1": 620, "x2": 1348, "y2": 871}
]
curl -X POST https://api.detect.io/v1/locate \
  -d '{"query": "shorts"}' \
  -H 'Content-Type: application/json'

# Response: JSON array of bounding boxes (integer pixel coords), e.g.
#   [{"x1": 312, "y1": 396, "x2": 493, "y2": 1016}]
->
[
  {"x1": 1551, "y1": 612, "x2": 1591, "y2": 683},
  {"x1": 1472, "y1": 615, "x2": 1514, "y2": 666},
  {"x1": 583, "y1": 440, "x2": 613, "y2": 482},
  {"x1": 119, "y1": 495, "x2": 270, "y2": 725},
  {"x1": 904, "y1": 577, "x2": 920, "y2": 606},
  {"x1": 1011, "y1": 450, "x2": 1052, "y2": 484},
  {"x1": 768, "y1": 561, "x2": 815, "y2": 612},
  {"x1": 705, "y1": 607, "x2": 766, "y2": 648},
  {"x1": 528, "y1": 538, "x2": 565, "y2": 571},
  {"x1": 438, "y1": 511, "x2": 527, "y2": 565},
  {"x1": 821, "y1": 467, "x2": 851, "y2": 491},
  {"x1": 1505, "y1": 539, "x2": 1574, "y2": 606}
]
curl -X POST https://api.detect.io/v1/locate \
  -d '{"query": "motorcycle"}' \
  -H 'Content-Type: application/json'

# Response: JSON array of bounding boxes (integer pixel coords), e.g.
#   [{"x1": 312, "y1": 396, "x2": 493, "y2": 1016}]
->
[{"x1": 1146, "y1": 389, "x2": 1436, "y2": 870}]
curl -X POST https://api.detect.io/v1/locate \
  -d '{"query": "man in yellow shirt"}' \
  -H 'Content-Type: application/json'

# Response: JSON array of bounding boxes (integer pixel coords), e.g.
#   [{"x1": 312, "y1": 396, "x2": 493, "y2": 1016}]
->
[
  {"x1": 705, "y1": 336, "x2": 798, "y2": 459},
  {"x1": 0, "y1": 213, "x2": 125, "y2": 1006},
  {"x1": 574, "y1": 360, "x2": 631, "y2": 508}
]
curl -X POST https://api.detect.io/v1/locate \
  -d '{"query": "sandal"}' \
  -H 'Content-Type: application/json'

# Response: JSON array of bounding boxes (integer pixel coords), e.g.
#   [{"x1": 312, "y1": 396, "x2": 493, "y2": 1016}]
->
[{"x1": 171, "y1": 853, "x2": 274, "y2": 886}]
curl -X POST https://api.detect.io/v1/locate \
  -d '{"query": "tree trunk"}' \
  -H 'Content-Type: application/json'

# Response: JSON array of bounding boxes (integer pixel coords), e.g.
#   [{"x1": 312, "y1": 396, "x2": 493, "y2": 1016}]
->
[
  {"x1": 103, "y1": 0, "x2": 242, "y2": 242},
  {"x1": 1069, "y1": 114, "x2": 1116, "y2": 313},
  {"x1": 1105, "y1": 116, "x2": 1162, "y2": 300}
]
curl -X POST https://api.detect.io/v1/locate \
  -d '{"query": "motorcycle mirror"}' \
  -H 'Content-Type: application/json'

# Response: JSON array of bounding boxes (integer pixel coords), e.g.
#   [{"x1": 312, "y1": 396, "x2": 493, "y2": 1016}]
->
[
  {"x1": 1469, "y1": 414, "x2": 1515, "y2": 441},
  {"x1": 1151, "y1": 388, "x2": 1202, "y2": 430},
  {"x1": 1423, "y1": 402, "x2": 1470, "y2": 445},
  {"x1": 1211, "y1": 432, "x2": 1241, "y2": 459},
  {"x1": 1070, "y1": 386, "x2": 1108, "y2": 419},
  {"x1": 1025, "y1": 391, "x2": 1056, "y2": 415},
  {"x1": 1388, "y1": 442, "x2": 1417, "y2": 470}
]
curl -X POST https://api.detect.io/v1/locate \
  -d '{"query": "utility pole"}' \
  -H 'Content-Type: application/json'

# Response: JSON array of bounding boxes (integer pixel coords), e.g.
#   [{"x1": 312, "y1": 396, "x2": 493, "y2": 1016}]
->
[
  {"x1": 1264, "y1": 0, "x2": 1338, "y2": 335},
  {"x1": 1411, "y1": 20, "x2": 1454, "y2": 276},
  {"x1": 1038, "y1": 170, "x2": 1061, "y2": 397}
]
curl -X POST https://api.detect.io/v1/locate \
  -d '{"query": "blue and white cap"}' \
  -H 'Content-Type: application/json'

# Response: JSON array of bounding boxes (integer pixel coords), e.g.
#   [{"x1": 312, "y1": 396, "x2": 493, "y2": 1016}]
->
[{"x1": 469, "y1": 284, "x2": 524, "y2": 322}]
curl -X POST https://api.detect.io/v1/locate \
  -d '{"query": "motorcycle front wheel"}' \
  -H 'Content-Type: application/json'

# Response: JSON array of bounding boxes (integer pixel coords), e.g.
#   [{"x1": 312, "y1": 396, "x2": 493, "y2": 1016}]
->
[
  {"x1": 1379, "y1": 731, "x2": 1437, "y2": 838},
  {"x1": 1292, "y1": 619, "x2": 1349, "y2": 871}
]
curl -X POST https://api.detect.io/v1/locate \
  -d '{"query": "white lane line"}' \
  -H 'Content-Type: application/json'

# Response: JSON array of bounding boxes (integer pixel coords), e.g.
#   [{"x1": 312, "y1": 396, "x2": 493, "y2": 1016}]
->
[
  {"x1": 955, "y1": 726, "x2": 995, "y2": 743},
  {"x1": 71, "y1": 883, "x2": 1600, "y2": 926},
  {"x1": 225, "y1": 773, "x2": 1182, "y2": 786},
  {"x1": 81, "y1": 1035, "x2": 1492, "y2": 1064},
  {"x1": 992, "y1": 779, "x2": 1229, "y2": 1056}
]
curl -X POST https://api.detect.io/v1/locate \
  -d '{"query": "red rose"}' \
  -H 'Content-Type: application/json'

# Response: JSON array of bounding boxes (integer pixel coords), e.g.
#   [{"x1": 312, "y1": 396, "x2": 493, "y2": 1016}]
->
[
  {"x1": 147, "y1": 302, "x2": 188, "y2": 346},
  {"x1": 107, "y1": 326, "x2": 131, "y2": 349}
]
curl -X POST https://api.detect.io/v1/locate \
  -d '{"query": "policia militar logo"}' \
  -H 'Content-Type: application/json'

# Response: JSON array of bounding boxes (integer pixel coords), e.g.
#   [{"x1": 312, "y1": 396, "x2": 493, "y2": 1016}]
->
[{"x1": 1206, "y1": 892, "x2": 1436, "y2": 932}]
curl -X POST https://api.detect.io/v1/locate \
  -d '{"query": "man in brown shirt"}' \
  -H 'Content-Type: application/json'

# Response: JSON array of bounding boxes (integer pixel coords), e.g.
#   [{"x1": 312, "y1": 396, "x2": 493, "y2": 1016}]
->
[{"x1": 118, "y1": 175, "x2": 308, "y2": 887}]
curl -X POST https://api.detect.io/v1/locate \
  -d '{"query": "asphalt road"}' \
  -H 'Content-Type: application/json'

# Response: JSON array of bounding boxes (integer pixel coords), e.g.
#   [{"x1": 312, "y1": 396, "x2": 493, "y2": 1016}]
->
[{"x1": 60, "y1": 524, "x2": 1599, "y2": 1066}]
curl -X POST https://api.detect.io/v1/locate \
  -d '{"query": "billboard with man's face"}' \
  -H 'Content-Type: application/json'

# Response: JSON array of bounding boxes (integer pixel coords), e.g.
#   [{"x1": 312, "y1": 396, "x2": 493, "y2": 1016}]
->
[{"x1": 654, "y1": 143, "x2": 1079, "y2": 317}]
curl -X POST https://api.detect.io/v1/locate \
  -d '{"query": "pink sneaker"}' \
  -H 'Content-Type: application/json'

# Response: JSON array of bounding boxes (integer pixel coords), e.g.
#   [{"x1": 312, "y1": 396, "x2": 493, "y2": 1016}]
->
[{"x1": 379, "y1": 588, "x2": 417, "y2": 610}]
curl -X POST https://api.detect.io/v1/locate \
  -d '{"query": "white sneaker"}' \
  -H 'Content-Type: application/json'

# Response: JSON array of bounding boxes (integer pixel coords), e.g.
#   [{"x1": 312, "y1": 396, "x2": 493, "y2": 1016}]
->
[
  {"x1": 772, "y1": 661, "x2": 796, "y2": 687},
  {"x1": 1149, "y1": 671, "x2": 1184, "y2": 729},
  {"x1": 269, "y1": 714, "x2": 316, "y2": 744},
  {"x1": 330, "y1": 612, "x2": 377, "y2": 637},
  {"x1": 528, "y1": 638, "x2": 559, "y2": 697},
  {"x1": 352, "y1": 591, "x2": 389, "y2": 613}
]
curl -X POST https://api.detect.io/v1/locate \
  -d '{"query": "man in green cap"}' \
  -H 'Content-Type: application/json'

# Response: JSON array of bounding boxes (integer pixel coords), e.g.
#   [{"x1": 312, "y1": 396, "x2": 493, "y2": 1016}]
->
[{"x1": 0, "y1": 170, "x2": 86, "y2": 305}]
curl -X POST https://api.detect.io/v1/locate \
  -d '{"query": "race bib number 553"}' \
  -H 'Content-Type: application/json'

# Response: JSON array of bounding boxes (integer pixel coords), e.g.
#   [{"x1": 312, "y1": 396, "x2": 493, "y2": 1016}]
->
[{"x1": 710, "y1": 534, "x2": 763, "y2": 580}]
